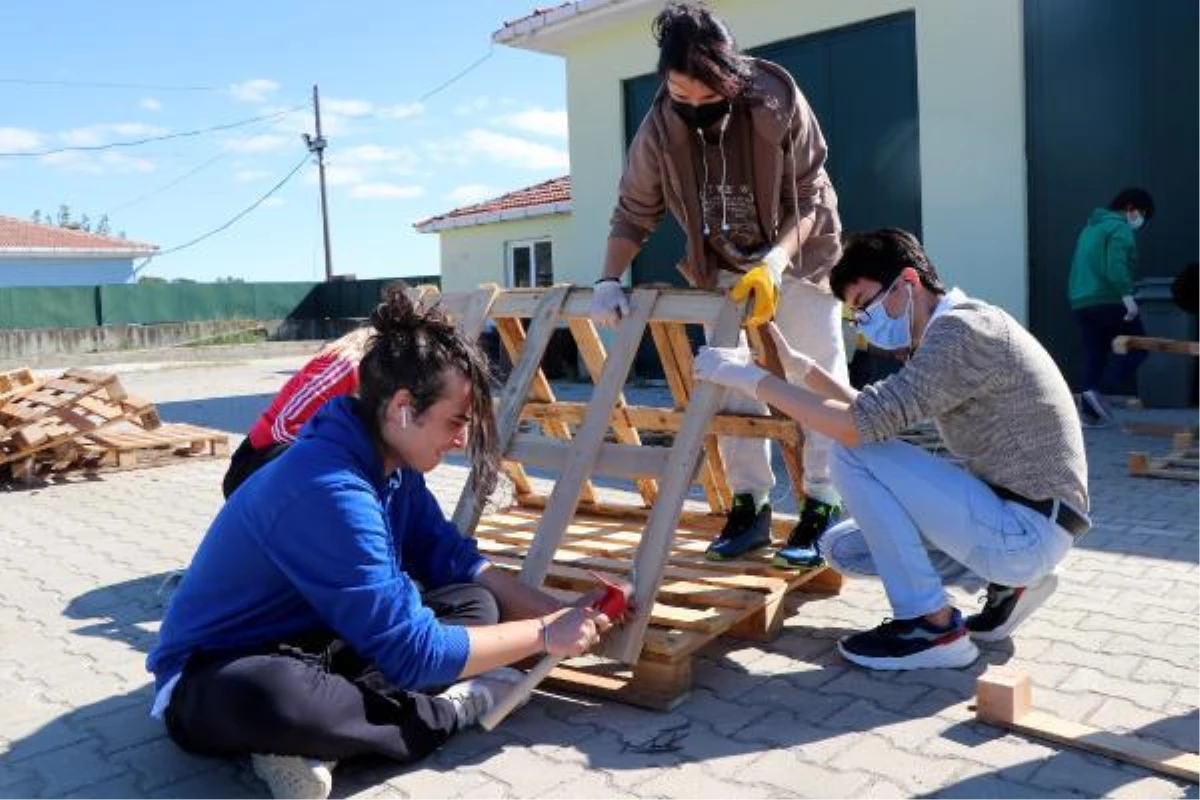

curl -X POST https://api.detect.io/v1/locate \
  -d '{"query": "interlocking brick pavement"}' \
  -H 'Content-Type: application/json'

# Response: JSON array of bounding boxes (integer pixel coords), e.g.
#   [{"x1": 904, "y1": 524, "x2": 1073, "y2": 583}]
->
[{"x1": 0, "y1": 352, "x2": 1195, "y2": 798}]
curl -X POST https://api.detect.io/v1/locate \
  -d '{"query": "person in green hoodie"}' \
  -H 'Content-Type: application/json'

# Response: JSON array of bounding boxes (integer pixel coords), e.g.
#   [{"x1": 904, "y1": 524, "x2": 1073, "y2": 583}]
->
[{"x1": 1067, "y1": 187, "x2": 1155, "y2": 425}]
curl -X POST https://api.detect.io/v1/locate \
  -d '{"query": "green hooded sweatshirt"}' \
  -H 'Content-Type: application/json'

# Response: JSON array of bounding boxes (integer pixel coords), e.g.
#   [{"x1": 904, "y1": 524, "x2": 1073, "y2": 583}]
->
[{"x1": 1068, "y1": 208, "x2": 1138, "y2": 309}]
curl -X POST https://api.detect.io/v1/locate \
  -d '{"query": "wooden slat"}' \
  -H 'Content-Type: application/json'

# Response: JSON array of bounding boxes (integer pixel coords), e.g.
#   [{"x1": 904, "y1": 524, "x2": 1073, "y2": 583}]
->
[
  {"x1": 520, "y1": 401, "x2": 801, "y2": 445},
  {"x1": 508, "y1": 434, "x2": 669, "y2": 481},
  {"x1": 495, "y1": 314, "x2": 595, "y2": 505},
  {"x1": 747, "y1": 323, "x2": 805, "y2": 501},
  {"x1": 609, "y1": 297, "x2": 744, "y2": 663},
  {"x1": 1112, "y1": 335, "x2": 1200, "y2": 356},
  {"x1": 451, "y1": 285, "x2": 570, "y2": 534},
  {"x1": 521, "y1": 288, "x2": 659, "y2": 587},
  {"x1": 567, "y1": 317, "x2": 657, "y2": 505},
  {"x1": 485, "y1": 287, "x2": 726, "y2": 325}
]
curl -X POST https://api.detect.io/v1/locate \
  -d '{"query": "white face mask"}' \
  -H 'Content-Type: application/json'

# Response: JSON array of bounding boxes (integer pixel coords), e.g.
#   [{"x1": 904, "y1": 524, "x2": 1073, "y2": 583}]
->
[
  {"x1": 1128, "y1": 212, "x2": 1145, "y2": 231},
  {"x1": 858, "y1": 278, "x2": 913, "y2": 350}
]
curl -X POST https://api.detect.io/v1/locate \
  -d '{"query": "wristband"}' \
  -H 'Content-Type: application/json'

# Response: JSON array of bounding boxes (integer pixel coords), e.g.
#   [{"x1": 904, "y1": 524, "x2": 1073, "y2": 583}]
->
[
  {"x1": 594, "y1": 277, "x2": 621, "y2": 285},
  {"x1": 539, "y1": 618, "x2": 550, "y2": 654}
]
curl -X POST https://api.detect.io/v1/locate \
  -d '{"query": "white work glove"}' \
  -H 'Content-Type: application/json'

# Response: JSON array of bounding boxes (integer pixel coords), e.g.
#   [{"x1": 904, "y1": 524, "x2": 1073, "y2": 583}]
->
[
  {"x1": 590, "y1": 279, "x2": 630, "y2": 327},
  {"x1": 1121, "y1": 295, "x2": 1139, "y2": 322},
  {"x1": 761, "y1": 245, "x2": 790, "y2": 287},
  {"x1": 766, "y1": 322, "x2": 815, "y2": 382},
  {"x1": 693, "y1": 345, "x2": 769, "y2": 398}
]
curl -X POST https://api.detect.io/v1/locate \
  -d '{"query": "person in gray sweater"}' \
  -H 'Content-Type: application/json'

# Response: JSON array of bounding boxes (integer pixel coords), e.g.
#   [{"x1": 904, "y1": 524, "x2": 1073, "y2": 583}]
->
[{"x1": 694, "y1": 228, "x2": 1090, "y2": 670}]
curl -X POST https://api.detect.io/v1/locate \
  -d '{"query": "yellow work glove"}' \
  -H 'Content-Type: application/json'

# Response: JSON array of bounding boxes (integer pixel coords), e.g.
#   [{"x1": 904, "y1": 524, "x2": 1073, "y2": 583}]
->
[{"x1": 728, "y1": 246, "x2": 789, "y2": 327}]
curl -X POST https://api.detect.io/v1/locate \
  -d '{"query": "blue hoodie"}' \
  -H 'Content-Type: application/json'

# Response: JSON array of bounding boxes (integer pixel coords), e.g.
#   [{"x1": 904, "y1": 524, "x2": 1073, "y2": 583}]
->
[{"x1": 147, "y1": 396, "x2": 486, "y2": 691}]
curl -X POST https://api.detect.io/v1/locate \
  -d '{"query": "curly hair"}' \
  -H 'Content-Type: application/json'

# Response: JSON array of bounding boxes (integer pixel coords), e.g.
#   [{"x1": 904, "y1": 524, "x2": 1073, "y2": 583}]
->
[{"x1": 357, "y1": 284, "x2": 499, "y2": 498}]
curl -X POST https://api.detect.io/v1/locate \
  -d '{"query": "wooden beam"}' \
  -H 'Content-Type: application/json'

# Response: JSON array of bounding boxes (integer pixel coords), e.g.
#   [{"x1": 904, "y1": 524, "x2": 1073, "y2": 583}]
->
[
  {"x1": 1113, "y1": 335, "x2": 1199, "y2": 356},
  {"x1": 608, "y1": 297, "x2": 745, "y2": 663},
  {"x1": 976, "y1": 667, "x2": 1199, "y2": 783},
  {"x1": 567, "y1": 317, "x2": 656, "y2": 505},
  {"x1": 451, "y1": 285, "x2": 569, "y2": 535},
  {"x1": 520, "y1": 288, "x2": 659, "y2": 587},
  {"x1": 508, "y1": 434, "x2": 669, "y2": 481},
  {"x1": 519, "y1": 402, "x2": 801, "y2": 445},
  {"x1": 747, "y1": 323, "x2": 805, "y2": 502},
  {"x1": 485, "y1": 287, "x2": 726, "y2": 325}
]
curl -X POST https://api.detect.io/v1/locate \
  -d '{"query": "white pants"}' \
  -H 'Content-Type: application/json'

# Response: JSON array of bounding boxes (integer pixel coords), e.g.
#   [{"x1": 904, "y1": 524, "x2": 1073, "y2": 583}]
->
[{"x1": 709, "y1": 275, "x2": 848, "y2": 502}]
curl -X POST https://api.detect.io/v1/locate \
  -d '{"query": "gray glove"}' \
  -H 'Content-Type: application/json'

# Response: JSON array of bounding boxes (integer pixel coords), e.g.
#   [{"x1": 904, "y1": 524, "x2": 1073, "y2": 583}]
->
[{"x1": 590, "y1": 279, "x2": 630, "y2": 327}]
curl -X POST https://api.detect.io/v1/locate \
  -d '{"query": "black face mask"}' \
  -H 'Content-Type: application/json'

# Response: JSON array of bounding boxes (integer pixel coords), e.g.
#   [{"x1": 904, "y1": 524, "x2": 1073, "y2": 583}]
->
[{"x1": 671, "y1": 98, "x2": 730, "y2": 130}]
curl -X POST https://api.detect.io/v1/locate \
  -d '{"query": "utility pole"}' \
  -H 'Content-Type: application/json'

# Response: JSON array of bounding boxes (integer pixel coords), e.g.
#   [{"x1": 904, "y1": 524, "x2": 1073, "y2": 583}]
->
[{"x1": 304, "y1": 84, "x2": 334, "y2": 281}]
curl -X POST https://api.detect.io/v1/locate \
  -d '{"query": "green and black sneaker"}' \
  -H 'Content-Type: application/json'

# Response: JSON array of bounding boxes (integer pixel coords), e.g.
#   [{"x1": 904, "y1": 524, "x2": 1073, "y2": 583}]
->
[
  {"x1": 706, "y1": 493, "x2": 772, "y2": 561},
  {"x1": 773, "y1": 497, "x2": 841, "y2": 568}
]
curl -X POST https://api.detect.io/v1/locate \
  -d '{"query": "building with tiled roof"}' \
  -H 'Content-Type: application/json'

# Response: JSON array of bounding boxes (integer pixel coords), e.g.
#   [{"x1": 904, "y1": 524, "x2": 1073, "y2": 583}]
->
[
  {"x1": 413, "y1": 176, "x2": 570, "y2": 234},
  {"x1": 0, "y1": 215, "x2": 158, "y2": 287},
  {"x1": 414, "y1": 177, "x2": 571, "y2": 295}
]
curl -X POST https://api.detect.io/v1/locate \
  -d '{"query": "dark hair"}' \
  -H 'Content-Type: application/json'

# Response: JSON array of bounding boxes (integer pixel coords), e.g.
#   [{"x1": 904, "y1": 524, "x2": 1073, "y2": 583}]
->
[
  {"x1": 1172, "y1": 262, "x2": 1198, "y2": 316},
  {"x1": 1107, "y1": 187, "x2": 1155, "y2": 220},
  {"x1": 653, "y1": 2, "x2": 752, "y2": 98},
  {"x1": 830, "y1": 228, "x2": 946, "y2": 300},
  {"x1": 358, "y1": 284, "x2": 499, "y2": 498}
]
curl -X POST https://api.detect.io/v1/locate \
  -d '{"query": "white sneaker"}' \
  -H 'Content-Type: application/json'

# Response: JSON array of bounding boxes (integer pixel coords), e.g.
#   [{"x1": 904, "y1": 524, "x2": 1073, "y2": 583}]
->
[
  {"x1": 251, "y1": 754, "x2": 336, "y2": 799},
  {"x1": 1081, "y1": 390, "x2": 1115, "y2": 424},
  {"x1": 436, "y1": 666, "x2": 526, "y2": 728}
]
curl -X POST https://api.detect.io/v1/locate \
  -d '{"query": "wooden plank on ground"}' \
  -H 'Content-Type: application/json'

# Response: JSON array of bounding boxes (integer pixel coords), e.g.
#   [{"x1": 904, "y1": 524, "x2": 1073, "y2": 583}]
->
[{"x1": 1112, "y1": 335, "x2": 1199, "y2": 356}]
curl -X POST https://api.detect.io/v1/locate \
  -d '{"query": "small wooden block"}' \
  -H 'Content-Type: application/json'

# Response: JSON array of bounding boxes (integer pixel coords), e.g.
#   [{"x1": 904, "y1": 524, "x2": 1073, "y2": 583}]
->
[{"x1": 975, "y1": 666, "x2": 1032, "y2": 724}]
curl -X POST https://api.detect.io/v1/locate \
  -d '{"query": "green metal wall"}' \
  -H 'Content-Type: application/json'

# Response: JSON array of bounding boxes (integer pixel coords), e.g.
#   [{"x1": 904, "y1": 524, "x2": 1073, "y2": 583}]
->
[{"x1": 0, "y1": 276, "x2": 439, "y2": 330}]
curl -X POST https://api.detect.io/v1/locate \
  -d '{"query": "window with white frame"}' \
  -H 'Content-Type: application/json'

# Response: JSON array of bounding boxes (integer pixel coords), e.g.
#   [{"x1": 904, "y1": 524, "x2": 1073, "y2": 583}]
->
[{"x1": 508, "y1": 239, "x2": 553, "y2": 288}]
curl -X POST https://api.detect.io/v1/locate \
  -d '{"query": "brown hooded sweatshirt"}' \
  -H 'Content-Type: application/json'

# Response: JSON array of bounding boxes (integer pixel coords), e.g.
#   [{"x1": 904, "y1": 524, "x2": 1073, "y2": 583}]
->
[{"x1": 609, "y1": 58, "x2": 842, "y2": 290}]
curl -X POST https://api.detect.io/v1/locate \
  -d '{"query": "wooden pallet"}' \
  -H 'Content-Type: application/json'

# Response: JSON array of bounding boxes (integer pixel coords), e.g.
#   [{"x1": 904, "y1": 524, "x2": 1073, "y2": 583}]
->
[
  {"x1": 10, "y1": 423, "x2": 229, "y2": 481},
  {"x1": 475, "y1": 507, "x2": 840, "y2": 708},
  {"x1": 1129, "y1": 433, "x2": 1199, "y2": 482},
  {"x1": 434, "y1": 285, "x2": 839, "y2": 710}
]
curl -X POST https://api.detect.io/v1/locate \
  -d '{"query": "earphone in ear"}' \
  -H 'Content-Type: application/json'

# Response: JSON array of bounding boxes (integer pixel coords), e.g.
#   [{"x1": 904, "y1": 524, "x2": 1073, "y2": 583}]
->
[{"x1": 399, "y1": 406, "x2": 410, "y2": 428}]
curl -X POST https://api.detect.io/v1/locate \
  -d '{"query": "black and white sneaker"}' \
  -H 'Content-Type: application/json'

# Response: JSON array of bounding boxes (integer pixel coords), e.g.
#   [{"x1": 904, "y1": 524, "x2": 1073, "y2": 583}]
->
[
  {"x1": 1080, "y1": 390, "x2": 1115, "y2": 426},
  {"x1": 837, "y1": 608, "x2": 979, "y2": 670},
  {"x1": 966, "y1": 573, "x2": 1059, "y2": 642}
]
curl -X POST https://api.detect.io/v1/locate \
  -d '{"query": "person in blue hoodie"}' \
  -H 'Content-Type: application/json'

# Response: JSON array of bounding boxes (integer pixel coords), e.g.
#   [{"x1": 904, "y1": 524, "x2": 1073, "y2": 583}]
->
[
  {"x1": 1067, "y1": 187, "x2": 1155, "y2": 426},
  {"x1": 147, "y1": 290, "x2": 614, "y2": 799}
]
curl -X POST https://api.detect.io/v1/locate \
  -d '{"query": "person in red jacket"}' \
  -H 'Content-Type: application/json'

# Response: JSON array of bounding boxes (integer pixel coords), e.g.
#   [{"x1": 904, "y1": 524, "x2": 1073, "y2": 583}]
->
[{"x1": 222, "y1": 326, "x2": 372, "y2": 498}]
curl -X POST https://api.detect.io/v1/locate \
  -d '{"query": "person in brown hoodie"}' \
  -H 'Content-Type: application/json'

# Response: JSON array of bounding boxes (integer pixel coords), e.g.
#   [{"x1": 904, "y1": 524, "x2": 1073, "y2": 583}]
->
[{"x1": 590, "y1": 1, "x2": 847, "y2": 566}]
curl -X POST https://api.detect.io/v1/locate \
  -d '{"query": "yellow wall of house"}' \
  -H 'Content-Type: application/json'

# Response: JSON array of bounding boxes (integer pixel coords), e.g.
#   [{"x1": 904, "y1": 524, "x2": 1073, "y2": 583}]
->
[
  {"x1": 559, "y1": 0, "x2": 1030, "y2": 320},
  {"x1": 433, "y1": 214, "x2": 571, "y2": 294}
]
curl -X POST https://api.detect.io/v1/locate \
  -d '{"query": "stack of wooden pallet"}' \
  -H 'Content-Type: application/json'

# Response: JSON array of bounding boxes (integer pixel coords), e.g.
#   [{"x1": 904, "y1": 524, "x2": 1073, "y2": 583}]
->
[
  {"x1": 1129, "y1": 431, "x2": 1199, "y2": 482},
  {"x1": 0, "y1": 366, "x2": 229, "y2": 484}
]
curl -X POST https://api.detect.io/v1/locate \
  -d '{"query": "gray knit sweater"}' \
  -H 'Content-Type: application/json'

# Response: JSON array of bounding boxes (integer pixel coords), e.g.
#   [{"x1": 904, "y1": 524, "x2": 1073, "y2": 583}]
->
[{"x1": 851, "y1": 295, "x2": 1089, "y2": 513}]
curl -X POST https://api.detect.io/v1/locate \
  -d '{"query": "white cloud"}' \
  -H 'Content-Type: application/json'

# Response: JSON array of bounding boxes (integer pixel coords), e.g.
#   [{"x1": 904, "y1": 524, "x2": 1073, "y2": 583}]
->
[
  {"x1": 40, "y1": 150, "x2": 156, "y2": 174},
  {"x1": 60, "y1": 122, "x2": 168, "y2": 147},
  {"x1": 444, "y1": 184, "x2": 500, "y2": 205},
  {"x1": 139, "y1": 97, "x2": 162, "y2": 112},
  {"x1": 379, "y1": 102, "x2": 424, "y2": 120},
  {"x1": 304, "y1": 164, "x2": 367, "y2": 187},
  {"x1": 324, "y1": 98, "x2": 375, "y2": 118},
  {"x1": 498, "y1": 108, "x2": 568, "y2": 139},
  {"x1": 261, "y1": 197, "x2": 286, "y2": 208},
  {"x1": 350, "y1": 183, "x2": 423, "y2": 200},
  {"x1": 337, "y1": 144, "x2": 420, "y2": 174},
  {"x1": 0, "y1": 127, "x2": 42, "y2": 152},
  {"x1": 459, "y1": 129, "x2": 569, "y2": 170},
  {"x1": 234, "y1": 169, "x2": 271, "y2": 182},
  {"x1": 226, "y1": 134, "x2": 293, "y2": 154},
  {"x1": 229, "y1": 78, "x2": 280, "y2": 103}
]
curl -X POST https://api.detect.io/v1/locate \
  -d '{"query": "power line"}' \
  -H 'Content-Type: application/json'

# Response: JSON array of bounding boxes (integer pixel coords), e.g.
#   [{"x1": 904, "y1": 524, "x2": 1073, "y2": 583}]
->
[
  {"x1": 0, "y1": 77, "x2": 222, "y2": 91},
  {"x1": 144, "y1": 154, "x2": 310, "y2": 261},
  {"x1": 416, "y1": 46, "x2": 495, "y2": 103},
  {"x1": 0, "y1": 106, "x2": 305, "y2": 158},
  {"x1": 102, "y1": 108, "x2": 306, "y2": 215}
]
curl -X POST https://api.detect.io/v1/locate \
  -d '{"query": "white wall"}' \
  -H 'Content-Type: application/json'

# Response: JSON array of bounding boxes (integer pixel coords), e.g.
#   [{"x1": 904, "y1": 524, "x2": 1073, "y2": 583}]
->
[
  {"x1": 556, "y1": 0, "x2": 1030, "y2": 320},
  {"x1": 433, "y1": 214, "x2": 573, "y2": 294},
  {"x1": 0, "y1": 257, "x2": 134, "y2": 287}
]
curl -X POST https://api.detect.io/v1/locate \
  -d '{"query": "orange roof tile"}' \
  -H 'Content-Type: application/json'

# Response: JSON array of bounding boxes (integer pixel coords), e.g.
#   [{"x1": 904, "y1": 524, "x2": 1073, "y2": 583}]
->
[
  {"x1": 414, "y1": 176, "x2": 570, "y2": 232},
  {"x1": 0, "y1": 215, "x2": 157, "y2": 254}
]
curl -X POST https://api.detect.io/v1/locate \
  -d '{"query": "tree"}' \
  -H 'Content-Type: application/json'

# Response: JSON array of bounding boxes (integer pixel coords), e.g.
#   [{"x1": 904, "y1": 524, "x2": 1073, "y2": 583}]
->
[
  {"x1": 30, "y1": 206, "x2": 117, "y2": 236},
  {"x1": 57, "y1": 204, "x2": 71, "y2": 228},
  {"x1": 216, "y1": 276, "x2": 245, "y2": 283},
  {"x1": 30, "y1": 210, "x2": 41, "y2": 225},
  {"x1": 95, "y1": 215, "x2": 111, "y2": 236},
  {"x1": 137, "y1": 275, "x2": 167, "y2": 284}
]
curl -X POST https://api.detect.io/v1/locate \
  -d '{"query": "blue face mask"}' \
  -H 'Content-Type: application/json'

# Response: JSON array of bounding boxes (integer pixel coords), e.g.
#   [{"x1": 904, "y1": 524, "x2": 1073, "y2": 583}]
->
[
  {"x1": 858, "y1": 278, "x2": 913, "y2": 350},
  {"x1": 1128, "y1": 212, "x2": 1145, "y2": 231}
]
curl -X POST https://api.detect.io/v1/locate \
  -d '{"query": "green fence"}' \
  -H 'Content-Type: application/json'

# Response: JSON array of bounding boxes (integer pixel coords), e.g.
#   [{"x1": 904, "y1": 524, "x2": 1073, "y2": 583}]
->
[{"x1": 0, "y1": 276, "x2": 440, "y2": 330}]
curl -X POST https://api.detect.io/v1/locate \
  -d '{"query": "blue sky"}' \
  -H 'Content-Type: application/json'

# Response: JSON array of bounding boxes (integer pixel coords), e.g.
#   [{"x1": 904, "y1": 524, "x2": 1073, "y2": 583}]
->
[{"x1": 0, "y1": 1, "x2": 568, "y2": 283}]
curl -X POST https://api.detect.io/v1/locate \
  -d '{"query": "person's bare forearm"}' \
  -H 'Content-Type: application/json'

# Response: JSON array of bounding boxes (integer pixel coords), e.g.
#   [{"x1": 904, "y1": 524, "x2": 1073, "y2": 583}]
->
[
  {"x1": 800, "y1": 361, "x2": 858, "y2": 404},
  {"x1": 475, "y1": 563, "x2": 562, "y2": 620},
  {"x1": 602, "y1": 237, "x2": 641, "y2": 281},
  {"x1": 755, "y1": 375, "x2": 860, "y2": 447},
  {"x1": 461, "y1": 618, "x2": 546, "y2": 677}
]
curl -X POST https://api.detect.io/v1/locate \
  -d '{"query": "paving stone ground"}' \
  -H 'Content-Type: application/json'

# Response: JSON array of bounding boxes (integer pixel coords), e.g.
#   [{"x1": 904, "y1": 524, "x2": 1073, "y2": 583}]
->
[{"x1": 1, "y1": 350, "x2": 1196, "y2": 799}]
